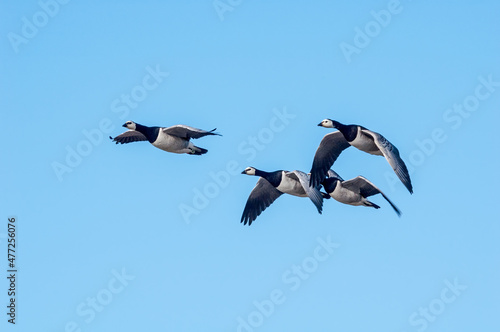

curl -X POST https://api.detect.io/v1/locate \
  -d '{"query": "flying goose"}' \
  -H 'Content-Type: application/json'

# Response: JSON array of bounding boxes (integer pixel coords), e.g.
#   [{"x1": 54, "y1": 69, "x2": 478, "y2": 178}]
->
[
  {"x1": 322, "y1": 170, "x2": 401, "y2": 216},
  {"x1": 241, "y1": 167, "x2": 325, "y2": 225},
  {"x1": 309, "y1": 119, "x2": 413, "y2": 193},
  {"x1": 110, "y1": 121, "x2": 221, "y2": 155}
]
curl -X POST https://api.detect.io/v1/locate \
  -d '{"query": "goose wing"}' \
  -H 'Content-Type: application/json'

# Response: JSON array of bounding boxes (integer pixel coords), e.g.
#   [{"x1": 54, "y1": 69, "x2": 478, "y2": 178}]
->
[
  {"x1": 361, "y1": 129, "x2": 413, "y2": 194},
  {"x1": 309, "y1": 131, "x2": 350, "y2": 188},
  {"x1": 343, "y1": 176, "x2": 401, "y2": 216},
  {"x1": 288, "y1": 170, "x2": 324, "y2": 214},
  {"x1": 241, "y1": 178, "x2": 283, "y2": 226},
  {"x1": 162, "y1": 125, "x2": 221, "y2": 139},
  {"x1": 110, "y1": 130, "x2": 148, "y2": 144}
]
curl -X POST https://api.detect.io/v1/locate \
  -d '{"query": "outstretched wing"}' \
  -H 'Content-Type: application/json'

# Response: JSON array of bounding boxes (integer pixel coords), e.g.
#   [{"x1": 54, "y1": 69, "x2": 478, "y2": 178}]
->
[
  {"x1": 309, "y1": 131, "x2": 350, "y2": 188},
  {"x1": 361, "y1": 129, "x2": 413, "y2": 194},
  {"x1": 241, "y1": 178, "x2": 283, "y2": 226},
  {"x1": 343, "y1": 176, "x2": 401, "y2": 216},
  {"x1": 163, "y1": 125, "x2": 221, "y2": 139},
  {"x1": 289, "y1": 170, "x2": 324, "y2": 214},
  {"x1": 110, "y1": 130, "x2": 148, "y2": 144}
]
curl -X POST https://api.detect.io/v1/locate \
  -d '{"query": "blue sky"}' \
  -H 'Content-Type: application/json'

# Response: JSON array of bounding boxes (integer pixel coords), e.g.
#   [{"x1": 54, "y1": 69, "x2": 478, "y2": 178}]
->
[{"x1": 1, "y1": 1, "x2": 499, "y2": 331}]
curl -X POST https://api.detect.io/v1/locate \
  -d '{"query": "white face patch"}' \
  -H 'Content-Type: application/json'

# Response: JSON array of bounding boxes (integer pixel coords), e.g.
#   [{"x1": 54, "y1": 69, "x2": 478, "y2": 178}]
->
[
  {"x1": 124, "y1": 121, "x2": 136, "y2": 130},
  {"x1": 321, "y1": 119, "x2": 333, "y2": 128},
  {"x1": 244, "y1": 167, "x2": 256, "y2": 175}
]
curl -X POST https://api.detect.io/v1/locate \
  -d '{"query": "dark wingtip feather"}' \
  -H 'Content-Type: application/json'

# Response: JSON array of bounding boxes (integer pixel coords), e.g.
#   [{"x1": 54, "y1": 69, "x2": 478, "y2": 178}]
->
[
  {"x1": 240, "y1": 216, "x2": 252, "y2": 226},
  {"x1": 388, "y1": 198, "x2": 402, "y2": 217},
  {"x1": 309, "y1": 177, "x2": 316, "y2": 188},
  {"x1": 309, "y1": 174, "x2": 319, "y2": 189},
  {"x1": 402, "y1": 173, "x2": 413, "y2": 194},
  {"x1": 210, "y1": 128, "x2": 222, "y2": 136},
  {"x1": 391, "y1": 204, "x2": 402, "y2": 217},
  {"x1": 402, "y1": 179, "x2": 413, "y2": 194}
]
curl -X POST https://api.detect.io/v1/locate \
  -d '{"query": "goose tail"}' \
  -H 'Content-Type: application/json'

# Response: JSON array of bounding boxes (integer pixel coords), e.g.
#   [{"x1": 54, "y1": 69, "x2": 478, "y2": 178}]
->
[
  {"x1": 364, "y1": 200, "x2": 380, "y2": 209},
  {"x1": 190, "y1": 145, "x2": 208, "y2": 155}
]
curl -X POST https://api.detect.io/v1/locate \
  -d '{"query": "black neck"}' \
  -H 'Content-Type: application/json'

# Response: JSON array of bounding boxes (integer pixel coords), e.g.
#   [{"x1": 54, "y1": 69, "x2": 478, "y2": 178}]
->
[
  {"x1": 134, "y1": 123, "x2": 159, "y2": 143},
  {"x1": 254, "y1": 169, "x2": 282, "y2": 187},
  {"x1": 330, "y1": 120, "x2": 344, "y2": 129},
  {"x1": 331, "y1": 120, "x2": 349, "y2": 133},
  {"x1": 254, "y1": 169, "x2": 270, "y2": 177},
  {"x1": 322, "y1": 177, "x2": 339, "y2": 193},
  {"x1": 332, "y1": 120, "x2": 357, "y2": 142}
]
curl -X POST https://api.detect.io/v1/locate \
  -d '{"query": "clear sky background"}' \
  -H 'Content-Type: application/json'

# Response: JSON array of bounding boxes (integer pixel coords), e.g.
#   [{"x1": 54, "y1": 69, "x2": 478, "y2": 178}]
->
[{"x1": 1, "y1": 1, "x2": 499, "y2": 331}]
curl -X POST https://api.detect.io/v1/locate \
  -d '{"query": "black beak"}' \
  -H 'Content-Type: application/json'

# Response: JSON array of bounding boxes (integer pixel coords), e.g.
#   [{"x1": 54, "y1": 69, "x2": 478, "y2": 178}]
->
[
  {"x1": 122, "y1": 123, "x2": 127, "y2": 128},
  {"x1": 317, "y1": 122, "x2": 323, "y2": 126},
  {"x1": 241, "y1": 170, "x2": 246, "y2": 174}
]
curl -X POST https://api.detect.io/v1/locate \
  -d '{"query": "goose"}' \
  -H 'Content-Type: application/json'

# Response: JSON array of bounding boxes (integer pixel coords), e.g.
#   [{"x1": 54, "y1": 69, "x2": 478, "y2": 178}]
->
[
  {"x1": 110, "y1": 121, "x2": 220, "y2": 155},
  {"x1": 241, "y1": 167, "x2": 325, "y2": 225},
  {"x1": 309, "y1": 119, "x2": 413, "y2": 194},
  {"x1": 322, "y1": 170, "x2": 401, "y2": 216}
]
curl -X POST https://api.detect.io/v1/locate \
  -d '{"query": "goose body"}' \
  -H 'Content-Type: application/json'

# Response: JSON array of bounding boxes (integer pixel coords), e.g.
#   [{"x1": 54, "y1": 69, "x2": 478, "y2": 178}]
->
[
  {"x1": 240, "y1": 167, "x2": 324, "y2": 225},
  {"x1": 349, "y1": 126, "x2": 382, "y2": 155},
  {"x1": 310, "y1": 119, "x2": 413, "y2": 194},
  {"x1": 324, "y1": 180, "x2": 367, "y2": 206},
  {"x1": 110, "y1": 121, "x2": 220, "y2": 155},
  {"x1": 151, "y1": 129, "x2": 196, "y2": 154},
  {"x1": 322, "y1": 170, "x2": 401, "y2": 216},
  {"x1": 275, "y1": 171, "x2": 309, "y2": 197}
]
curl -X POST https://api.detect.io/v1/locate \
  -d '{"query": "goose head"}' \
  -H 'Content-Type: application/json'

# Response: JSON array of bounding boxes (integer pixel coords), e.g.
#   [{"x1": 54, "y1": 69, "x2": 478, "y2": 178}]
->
[
  {"x1": 241, "y1": 167, "x2": 257, "y2": 176},
  {"x1": 123, "y1": 121, "x2": 137, "y2": 130},
  {"x1": 318, "y1": 119, "x2": 341, "y2": 128}
]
